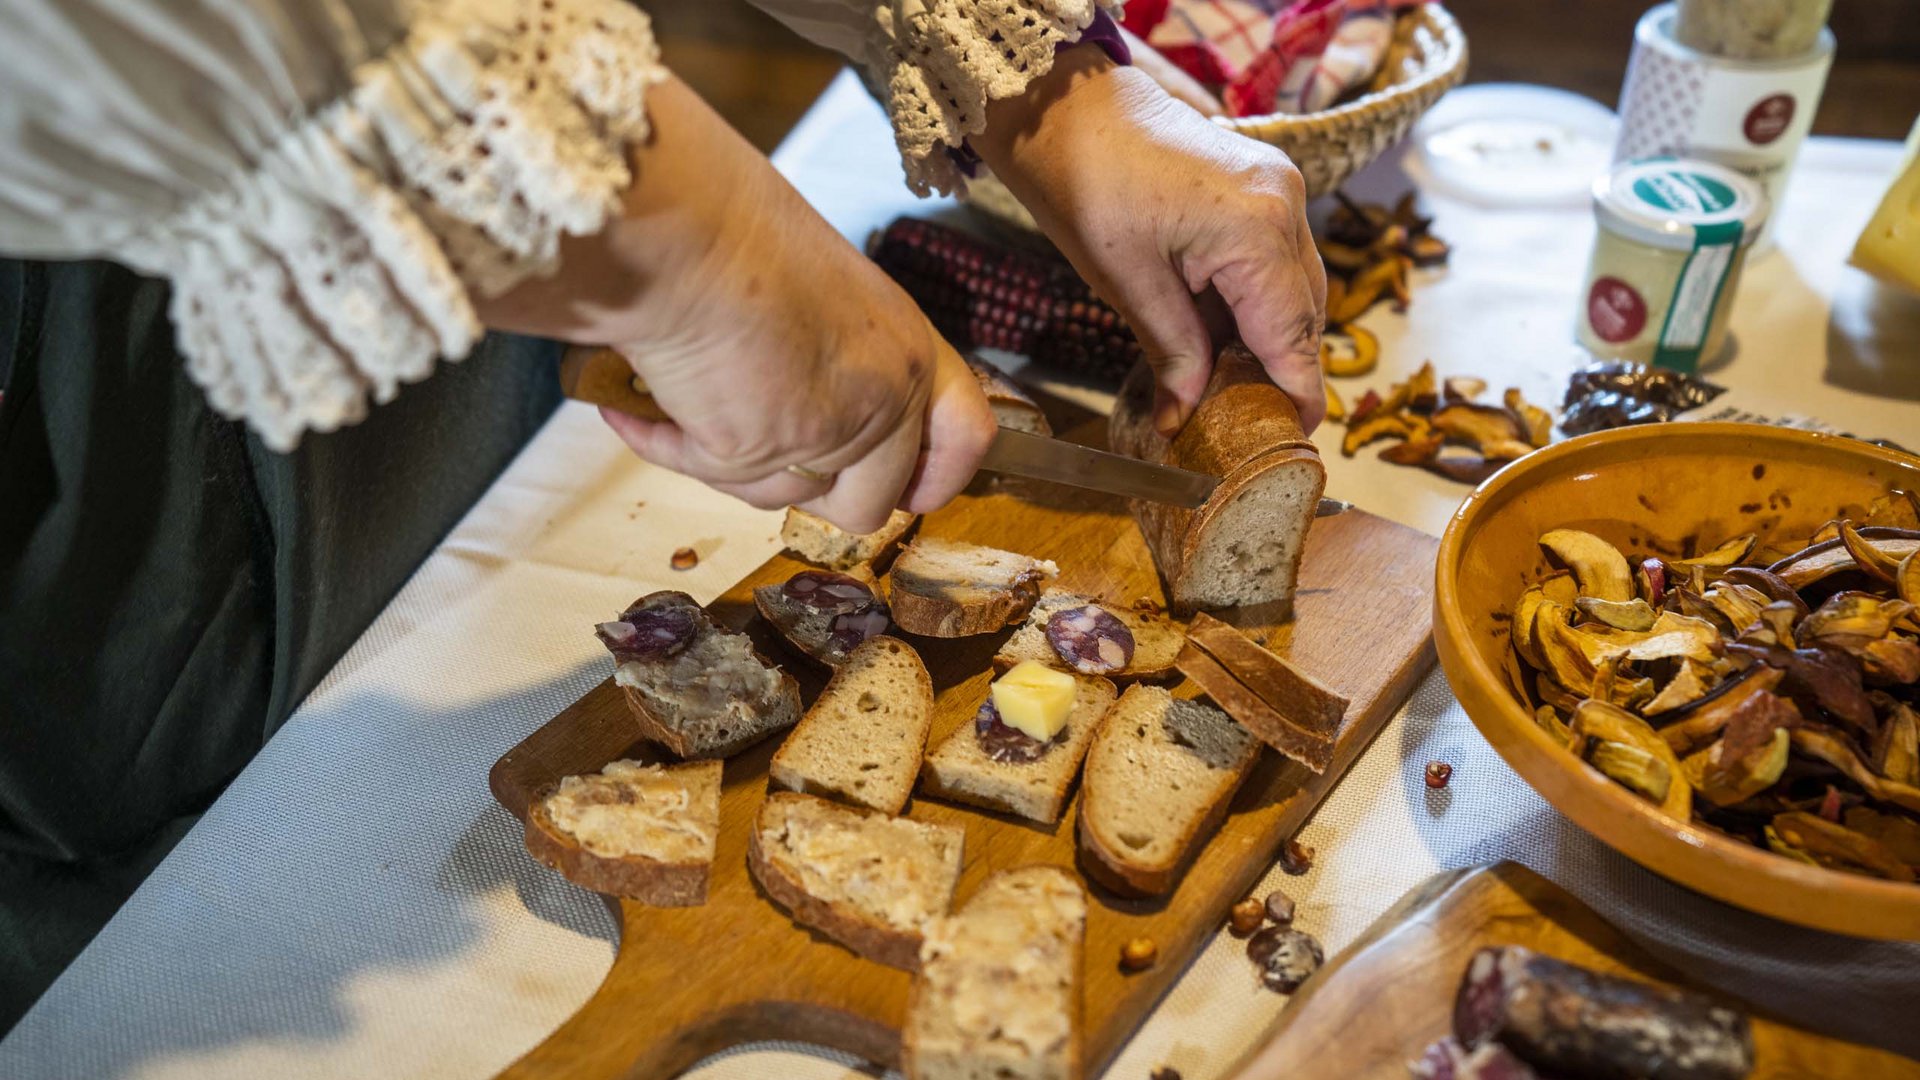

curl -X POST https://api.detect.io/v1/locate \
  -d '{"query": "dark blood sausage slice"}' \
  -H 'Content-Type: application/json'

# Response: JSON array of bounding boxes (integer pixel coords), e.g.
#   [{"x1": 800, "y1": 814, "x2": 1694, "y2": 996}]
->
[
  {"x1": 973, "y1": 699, "x2": 1065, "y2": 764},
  {"x1": 1408, "y1": 1038, "x2": 1544, "y2": 1080},
  {"x1": 1045, "y1": 605, "x2": 1136, "y2": 674},
  {"x1": 827, "y1": 606, "x2": 891, "y2": 652},
  {"x1": 596, "y1": 605, "x2": 699, "y2": 663},
  {"x1": 1453, "y1": 946, "x2": 1754, "y2": 1080},
  {"x1": 781, "y1": 570, "x2": 876, "y2": 614}
]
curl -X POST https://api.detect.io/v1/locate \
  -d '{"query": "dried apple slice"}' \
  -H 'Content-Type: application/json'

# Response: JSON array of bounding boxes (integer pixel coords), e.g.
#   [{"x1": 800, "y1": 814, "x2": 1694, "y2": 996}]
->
[
  {"x1": 1900, "y1": 551, "x2": 1920, "y2": 606},
  {"x1": 1790, "y1": 727, "x2": 1920, "y2": 815},
  {"x1": 1539, "y1": 529, "x2": 1634, "y2": 603},
  {"x1": 1576, "y1": 596, "x2": 1656, "y2": 632},
  {"x1": 1535, "y1": 605, "x2": 1597, "y2": 697},
  {"x1": 1432, "y1": 402, "x2": 1524, "y2": 449},
  {"x1": 1657, "y1": 664, "x2": 1784, "y2": 756},
  {"x1": 1541, "y1": 572, "x2": 1580, "y2": 608},
  {"x1": 1341, "y1": 412, "x2": 1416, "y2": 456},
  {"x1": 1871, "y1": 702, "x2": 1917, "y2": 785},
  {"x1": 1590, "y1": 741, "x2": 1673, "y2": 804},
  {"x1": 1644, "y1": 661, "x2": 1712, "y2": 715},
  {"x1": 1865, "y1": 490, "x2": 1920, "y2": 531},
  {"x1": 1809, "y1": 519, "x2": 1844, "y2": 545},
  {"x1": 1697, "y1": 690, "x2": 1797, "y2": 807},
  {"x1": 1719, "y1": 567, "x2": 1806, "y2": 615},
  {"x1": 1512, "y1": 584, "x2": 1557, "y2": 670}
]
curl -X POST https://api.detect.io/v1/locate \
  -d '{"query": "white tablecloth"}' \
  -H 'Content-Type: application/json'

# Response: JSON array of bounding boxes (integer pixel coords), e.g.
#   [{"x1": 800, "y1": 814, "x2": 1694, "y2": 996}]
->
[{"x1": 5, "y1": 73, "x2": 1919, "y2": 1080}]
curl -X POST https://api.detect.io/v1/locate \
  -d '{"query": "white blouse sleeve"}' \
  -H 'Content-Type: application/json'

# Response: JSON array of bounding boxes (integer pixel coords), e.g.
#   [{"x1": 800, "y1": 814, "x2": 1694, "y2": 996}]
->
[
  {"x1": 0, "y1": 0, "x2": 664, "y2": 450},
  {"x1": 754, "y1": 0, "x2": 1105, "y2": 196}
]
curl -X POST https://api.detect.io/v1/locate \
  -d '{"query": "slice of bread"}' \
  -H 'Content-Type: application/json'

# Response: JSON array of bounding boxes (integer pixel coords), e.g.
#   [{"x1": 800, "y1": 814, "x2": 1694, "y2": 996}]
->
[
  {"x1": 920, "y1": 675, "x2": 1118, "y2": 824},
  {"x1": 524, "y1": 758, "x2": 722, "y2": 906},
  {"x1": 968, "y1": 357, "x2": 1052, "y2": 436},
  {"x1": 597, "y1": 591, "x2": 800, "y2": 759},
  {"x1": 1179, "y1": 612, "x2": 1348, "y2": 773},
  {"x1": 905, "y1": 865, "x2": 1086, "y2": 1080},
  {"x1": 1077, "y1": 684, "x2": 1262, "y2": 897},
  {"x1": 781, "y1": 507, "x2": 918, "y2": 571},
  {"x1": 888, "y1": 537, "x2": 1059, "y2": 638},
  {"x1": 1109, "y1": 347, "x2": 1326, "y2": 614},
  {"x1": 753, "y1": 565, "x2": 890, "y2": 668},
  {"x1": 768, "y1": 636, "x2": 935, "y2": 814},
  {"x1": 748, "y1": 791, "x2": 966, "y2": 970},
  {"x1": 993, "y1": 591, "x2": 1185, "y2": 681}
]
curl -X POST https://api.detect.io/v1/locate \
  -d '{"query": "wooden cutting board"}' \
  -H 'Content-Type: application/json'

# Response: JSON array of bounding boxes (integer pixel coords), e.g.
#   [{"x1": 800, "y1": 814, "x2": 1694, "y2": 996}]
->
[
  {"x1": 1225, "y1": 862, "x2": 1920, "y2": 1079},
  {"x1": 488, "y1": 418, "x2": 1438, "y2": 1079}
]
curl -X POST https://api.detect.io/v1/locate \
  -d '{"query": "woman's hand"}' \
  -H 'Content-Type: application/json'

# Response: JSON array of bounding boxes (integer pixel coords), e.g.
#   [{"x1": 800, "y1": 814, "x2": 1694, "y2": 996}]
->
[
  {"x1": 973, "y1": 46, "x2": 1327, "y2": 437},
  {"x1": 481, "y1": 77, "x2": 997, "y2": 534}
]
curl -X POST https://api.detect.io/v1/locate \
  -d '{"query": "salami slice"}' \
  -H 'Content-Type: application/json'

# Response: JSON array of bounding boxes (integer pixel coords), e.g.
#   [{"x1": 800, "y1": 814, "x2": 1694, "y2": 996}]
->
[
  {"x1": 781, "y1": 570, "x2": 876, "y2": 614},
  {"x1": 973, "y1": 699, "x2": 1064, "y2": 764},
  {"x1": 1045, "y1": 605, "x2": 1136, "y2": 674},
  {"x1": 1453, "y1": 947, "x2": 1753, "y2": 1080}
]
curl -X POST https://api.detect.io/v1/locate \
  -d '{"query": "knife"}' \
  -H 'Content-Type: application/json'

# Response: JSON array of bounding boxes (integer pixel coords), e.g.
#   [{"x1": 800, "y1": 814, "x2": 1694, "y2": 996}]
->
[
  {"x1": 982, "y1": 427, "x2": 1348, "y2": 515},
  {"x1": 560, "y1": 347, "x2": 1347, "y2": 515}
]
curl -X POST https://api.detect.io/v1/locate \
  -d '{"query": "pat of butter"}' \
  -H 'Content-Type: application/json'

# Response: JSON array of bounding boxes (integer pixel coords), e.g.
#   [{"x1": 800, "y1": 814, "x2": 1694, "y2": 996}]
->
[{"x1": 991, "y1": 661, "x2": 1077, "y2": 741}]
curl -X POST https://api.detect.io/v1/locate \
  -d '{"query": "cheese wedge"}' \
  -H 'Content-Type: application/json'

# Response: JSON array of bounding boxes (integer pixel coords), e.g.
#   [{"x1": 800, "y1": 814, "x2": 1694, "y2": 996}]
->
[
  {"x1": 991, "y1": 661, "x2": 1076, "y2": 740},
  {"x1": 1850, "y1": 119, "x2": 1920, "y2": 295}
]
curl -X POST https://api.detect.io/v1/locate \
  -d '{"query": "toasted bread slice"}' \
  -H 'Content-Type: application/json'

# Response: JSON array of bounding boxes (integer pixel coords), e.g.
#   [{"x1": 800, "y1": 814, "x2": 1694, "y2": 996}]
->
[
  {"x1": 769, "y1": 636, "x2": 935, "y2": 814},
  {"x1": 753, "y1": 565, "x2": 890, "y2": 668},
  {"x1": 596, "y1": 591, "x2": 800, "y2": 759},
  {"x1": 524, "y1": 758, "x2": 722, "y2": 906},
  {"x1": 781, "y1": 507, "x2": 918, "y2": 571},
  {"x1": 748, "y1": 792, "x2": 965, "y2": 970},
  {"x1": 993, "y1": 591, "x2": 1184, "y2": 681},
  {"x1": 905, "y1": 865, "x2": 1086, "y2": 1080},
  {"x1": 1077, "y1": 684, "x2": 1261, "y2": 897},
  {"x1": 1178, "y1": 613, "x2": 1348, "y2": 773},
  {"x1": 887, "y1": 538, "x2": 1058, "y2": 638},
  {"x1": 920, "y1": 675, "x2": 1118, "y2": 824},
  {"x1": 968, "y1": 357, "x2": 1052, "y2": 436}
]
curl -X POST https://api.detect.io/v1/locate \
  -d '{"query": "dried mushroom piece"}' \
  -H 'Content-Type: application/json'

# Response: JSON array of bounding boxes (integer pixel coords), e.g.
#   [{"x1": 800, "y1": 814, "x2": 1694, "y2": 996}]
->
[
  {"x1": 1766, "y1": 812, "x2": 1916, "y2": 882},
  {"x1": 1719, "y1": 567, "x2": 1806, "y2": 614},
  {"x1": 1698, "y1": 691, "x2": 1797, "y2": 807},
  {"x1": 1673, "y1": 534, "x2": 1757, "y2": 569},
  {"x1": 1539, "y1": 530, "x2": 1634, "y2": 603},
  {"x1": 1645, "y1": 662, "x2": 1713, "y2": 715},
  {"x1": 1504, "y1": 388, "x2": 1554, "y2": 449},
  {"x1": 1841, "y1": 522, "x2": 1906, "y2": 584},
  {"x1": 1865, "y1": 490, "x2": 1920, "y2": 531},
  {"x1": 1844, "y1": 806, "x2": 1920, "y2": 867},
  {"x1": 1899, "y1": 551, "x2": 1920, "y2": 606},
  {"x1": 1659, "y1": 664, "x2": 1785, "y2": 757},
  {"x1": 1572, "y1": 699, "x2": 1692, "y2": 820},
  {"x1": 1791, "y1": 728, "x2": 1920, "y2": 815},
  {"x1": 1768, "y1": 528, "x2": 1920, "y2": 589},
  {"x1": 1591, "y1": 740, "x2": 1673, "y2": 803},
  {"x1": 1872, "y1": 702, "x2": 1919, "y2": 786},
  {"x1": 1577, "y1": 596, "x2": 1657, "y2": 632}
]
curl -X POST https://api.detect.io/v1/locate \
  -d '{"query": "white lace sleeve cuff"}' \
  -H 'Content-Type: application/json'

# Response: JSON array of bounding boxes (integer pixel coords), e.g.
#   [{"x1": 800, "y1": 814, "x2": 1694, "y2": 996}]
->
[
  {"x1": 111, "y1": 0, "x2": 664, "y2": 451},
  {"x1": 870, "y1": 0, "x2": 1105, "y2": 196}
]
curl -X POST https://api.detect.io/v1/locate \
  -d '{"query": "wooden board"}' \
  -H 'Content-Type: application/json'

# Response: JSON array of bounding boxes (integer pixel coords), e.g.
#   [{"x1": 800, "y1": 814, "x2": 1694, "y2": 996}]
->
[
  {"x1": 487, "y1": 418, "x2": 1438, "y2": 1079},
  {"x1": 1225, "y1": 862, "x2": 1920, "y2": 1079}
]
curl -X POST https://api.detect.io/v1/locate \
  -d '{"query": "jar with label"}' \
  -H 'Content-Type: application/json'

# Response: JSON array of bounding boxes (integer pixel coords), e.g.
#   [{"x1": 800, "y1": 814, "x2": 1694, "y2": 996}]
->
[{"x1": 1578, "y1": 158, "x2": 1769, "y2": 373}]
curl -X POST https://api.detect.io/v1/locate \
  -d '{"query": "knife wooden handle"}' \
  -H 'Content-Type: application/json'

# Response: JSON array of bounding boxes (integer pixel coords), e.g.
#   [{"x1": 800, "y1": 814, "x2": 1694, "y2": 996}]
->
[{"x1": 558, "y1": 346, "x2": 670, "y2": 423}]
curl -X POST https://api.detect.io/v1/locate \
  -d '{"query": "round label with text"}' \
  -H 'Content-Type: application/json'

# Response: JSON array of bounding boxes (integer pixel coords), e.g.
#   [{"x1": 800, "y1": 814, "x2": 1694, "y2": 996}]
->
[
  {"x1": 1744, "y1": 94, "x2": 1795, "y2": 145},
  {"x1": 1588, "y1": 276, "x2": 1648, "y2": 343}
]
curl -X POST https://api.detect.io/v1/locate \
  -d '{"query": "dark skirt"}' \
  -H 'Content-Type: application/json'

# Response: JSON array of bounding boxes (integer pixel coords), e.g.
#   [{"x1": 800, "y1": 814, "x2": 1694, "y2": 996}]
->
[{"x1": 0, "y1": 258, "x2": 561, "y2": 1030}]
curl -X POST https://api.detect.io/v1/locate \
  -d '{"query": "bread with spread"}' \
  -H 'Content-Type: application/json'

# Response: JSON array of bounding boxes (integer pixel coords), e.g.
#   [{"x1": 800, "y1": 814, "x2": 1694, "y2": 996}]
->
[
  {"x1": 595, "y1": 591, "x2": 801, "y2": 759},
  {"x1": 1108, "y1": 346, "x2": 1325, "y2": 615},
  {"x1": 748, "y1": 791, "x2": 965, "y2": 970},
  {"x1": 754, "y1": 565, "x2": 892, "y2": 668},
  {"x1": 768, "y1": 636, "x2": 935, "y2": 814},
  {"x1": 993, "y1": 591, "x2": 1184, "y2": 681},
  {"x1": 1077, "y1": 683, "x2": 1261, "y2": 896},
  {"x1": 905, "y1": 865, "x2": 1085, "y2": 1080},
  {"x1": 887, "y1": 537, "x2": 1059, "y2": 638},
  {"x1": 920, "y1": 664, "x2": 1118, "y2": 824},
  {"x1": 781, "y1": 506, "x2": 918, "y2": 572},
  {"x1": 524, "y1": 758, "x2": 722, "y2": 906}
]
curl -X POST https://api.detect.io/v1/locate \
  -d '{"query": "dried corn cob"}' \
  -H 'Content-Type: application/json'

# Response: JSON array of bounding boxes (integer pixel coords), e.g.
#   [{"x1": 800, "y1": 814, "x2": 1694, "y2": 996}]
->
[{"x1": 867, "y1": 217, "x2": 1142, "y2": 383}]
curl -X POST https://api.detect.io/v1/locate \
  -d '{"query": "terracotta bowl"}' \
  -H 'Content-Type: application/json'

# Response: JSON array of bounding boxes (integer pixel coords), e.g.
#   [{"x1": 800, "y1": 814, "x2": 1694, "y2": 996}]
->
[{"x1": 1434, "y1": 422, "x2": 1920, "y2": 940}]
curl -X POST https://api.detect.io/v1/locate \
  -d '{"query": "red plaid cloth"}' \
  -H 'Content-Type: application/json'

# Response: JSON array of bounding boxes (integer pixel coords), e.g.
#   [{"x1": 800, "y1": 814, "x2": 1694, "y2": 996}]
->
[{"x1": 1125, "y1": 0, "x2": 1418, "y2": 117}]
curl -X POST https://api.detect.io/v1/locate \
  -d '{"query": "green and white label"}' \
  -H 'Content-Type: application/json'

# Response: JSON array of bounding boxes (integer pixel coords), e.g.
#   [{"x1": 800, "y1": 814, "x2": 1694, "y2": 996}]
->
[{"x1": 1652, "y1": 217, "x2": 1743, "y2": 374}]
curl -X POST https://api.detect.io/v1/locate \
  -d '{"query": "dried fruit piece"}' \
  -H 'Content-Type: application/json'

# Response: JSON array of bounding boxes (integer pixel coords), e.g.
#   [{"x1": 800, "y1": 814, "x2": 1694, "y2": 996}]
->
[
  {"x1": 1433, "y1": 402, "x2": 1526, "y2": 451},
  {"x1": 1767, "y1": 811, "x2": 1915, "y2": 882},
  {"x1": 1380, "y1": 433, "x2": 1445, "y2": 466},
  {"x1": 1324, "y1": 380, "x2": 1347, "y2": 423},
  {"x1": 1673, "y1": 533, "x2": 1757, "y2": 569},
  {"x1": 1424, "y1": 453, "x2": 1504, "y2": 486},
  {"x1": 1866, "y1": 490, "x2": 1920, "y2": 531},
  {"x1": 1899, "y1": 550, "x2": 1920, "y2": 606},
  {"x1": 1698, "y1": 690, "x2": 1798, "y2": 807},
  {"x1": 1645, "y1": 662, "x2": 1712, "y2": 716},
  {"x1": 670, "y1": 546, "x2": 699, "y2": 571},
  {"x1": 1590, "y1": 740, "x2": 1673, "y2": 804},
  {"x1": 1872, "y1": 702, "x2": 1919, "y2": 785},
  {"x1": 1426, "y1": 760, "x2": 1454, "y2": 789},
  {"x1": 1841, "y1": 521, "x2": 1905, "y2": 584},
  {"x1": 1768, "y1": 529, "x2": 1920, "y2": 589},
  {"x1": 1342, "y1": 411, "x2": 1420, "y2": 456},
  {"x1": 1444, "y1": 376, "x2": 1488, "y2": 402},
  {"x1": 1504, "y1": 388, "x2": 1554, "y2": 448},
  {"x1": 1539, "y1": 530, "x2": 1634, "y2": 603},
  {"x1": 1571, "y1": 699, "x2": 1692, "y2": 820}
]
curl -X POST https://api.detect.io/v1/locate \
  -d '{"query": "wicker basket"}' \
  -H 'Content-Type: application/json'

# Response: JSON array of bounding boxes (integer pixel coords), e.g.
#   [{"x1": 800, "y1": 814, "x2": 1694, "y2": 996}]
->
[{"x1": 963, "y1": 4, "x2": 1469, "y2": 232}]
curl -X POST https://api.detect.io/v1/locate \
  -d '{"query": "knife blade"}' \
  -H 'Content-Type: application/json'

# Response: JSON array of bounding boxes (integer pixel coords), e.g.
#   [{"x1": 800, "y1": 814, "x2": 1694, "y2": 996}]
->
[{"x1": 980, "y1": 428, "x2": 1349, "y2": 516}]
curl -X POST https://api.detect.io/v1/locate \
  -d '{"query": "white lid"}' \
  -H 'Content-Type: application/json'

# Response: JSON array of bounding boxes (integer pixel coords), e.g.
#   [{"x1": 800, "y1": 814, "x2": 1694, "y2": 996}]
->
[{"x1": 1592, "y1": 158, "x2": 1769, "y2": 250}]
